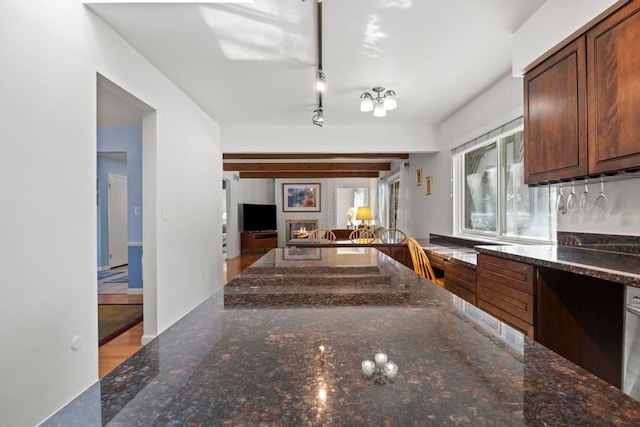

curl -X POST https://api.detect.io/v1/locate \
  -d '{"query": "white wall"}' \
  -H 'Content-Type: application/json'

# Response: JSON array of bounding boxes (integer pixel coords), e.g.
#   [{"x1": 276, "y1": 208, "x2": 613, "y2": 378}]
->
[
  {"x1": 512, "y1": 0, "x2": 625, "y2": 75},
  {"x1": 221, "y1": 124, "x2": 438, "y2": 153},
  {"x1": 275, "y1": 177, "x2": 377, "y2": 247},
  {"x1": 223, "y1": 174, "x2": 275, "y2": 259},
  {"x1": 0, "y1": 1, "x2": 222, "y2": 425},
  {"x1": 409, "y1": 74, "x2": 525, "y2": 238},
  {"x1": 556, "y1": 176, "x2": 640, "y2": 236}
]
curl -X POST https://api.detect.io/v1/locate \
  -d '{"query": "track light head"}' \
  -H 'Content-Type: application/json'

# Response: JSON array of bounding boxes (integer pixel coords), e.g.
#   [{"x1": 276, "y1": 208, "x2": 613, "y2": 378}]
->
[
  {"x1": 312, "y1": 108, "x2": 324, "y2": 127},
  {"x1": 316, "y1": 69, "x2": 326, "y2": 92}
]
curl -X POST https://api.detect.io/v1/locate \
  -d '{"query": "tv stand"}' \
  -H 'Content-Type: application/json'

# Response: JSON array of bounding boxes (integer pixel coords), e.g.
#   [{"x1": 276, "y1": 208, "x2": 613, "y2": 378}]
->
[{"x1": 241, "y1": 231, "x2": 278, "y2": 254}]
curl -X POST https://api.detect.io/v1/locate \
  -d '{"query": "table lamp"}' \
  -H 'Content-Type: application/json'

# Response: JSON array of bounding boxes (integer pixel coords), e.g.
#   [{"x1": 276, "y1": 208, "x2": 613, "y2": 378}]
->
[{"x1": 355, "y1": 206, "x2": 373, "y2": 227}]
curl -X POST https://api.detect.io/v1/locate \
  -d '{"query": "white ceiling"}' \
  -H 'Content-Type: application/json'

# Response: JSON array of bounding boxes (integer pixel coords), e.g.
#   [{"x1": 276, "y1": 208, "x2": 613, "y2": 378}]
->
[{"x1": 89, "y1": 0, "x2": 545, "y2": 128}]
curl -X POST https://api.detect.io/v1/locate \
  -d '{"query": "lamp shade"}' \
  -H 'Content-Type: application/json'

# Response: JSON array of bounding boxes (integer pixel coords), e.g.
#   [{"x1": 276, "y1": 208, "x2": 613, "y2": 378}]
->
[
  {"x1": 373, "y1": 102, "x2": 386, "y2": 117},
  {"x1": 355, "y1": 206, "x2": 373, "y2": 221},
  {"x1": 383, "y1": 93, "x2": 397, "y2": 110},
  {"x1": 360, "y1": 95, "x2": 374, "y2": 112}
]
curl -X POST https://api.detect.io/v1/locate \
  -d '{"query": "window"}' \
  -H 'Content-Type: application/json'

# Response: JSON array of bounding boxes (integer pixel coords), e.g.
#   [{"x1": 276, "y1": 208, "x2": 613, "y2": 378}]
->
[
  {"x1": 388, "y1": 179, "x2": 400, "y2": 228},
  {"x1": 453, "y1": 124, "x2": 556, "y2": 242}
]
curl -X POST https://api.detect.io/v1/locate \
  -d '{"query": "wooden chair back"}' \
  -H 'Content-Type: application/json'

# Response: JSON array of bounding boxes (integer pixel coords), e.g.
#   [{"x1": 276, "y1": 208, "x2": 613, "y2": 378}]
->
[
  {"x1": 381, "y1": 228, "x2": 408, "y2": 244},
  {"x1": 349, "y1": 228, "x2": 376, "y2": 244},
  {"x1": 406, "y1": 237, "x2": 441, "y2": 285},
  {"x1": 308, "y1": 228, "x2": 337, "y2": 243}
]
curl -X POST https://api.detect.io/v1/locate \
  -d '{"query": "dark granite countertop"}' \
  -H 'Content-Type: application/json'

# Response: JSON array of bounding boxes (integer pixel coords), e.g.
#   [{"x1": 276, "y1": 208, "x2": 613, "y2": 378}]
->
[
  {"x1": 45, "y1": 247, "x2": 640, "y2": 426},
  {"x1": 416, "y1": 237, "x2": 478, "y2": 268},
  {"x1": 476, "y1": 244, "x2": 640, "y2": 287}
]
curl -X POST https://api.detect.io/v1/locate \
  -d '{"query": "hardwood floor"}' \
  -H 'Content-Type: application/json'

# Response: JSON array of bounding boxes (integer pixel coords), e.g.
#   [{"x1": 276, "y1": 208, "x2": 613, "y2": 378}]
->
[
  {"x1": 99, "y1": 322, "x2": 144, "y2": 378},
  {"x1": 98, "y1": 293, "x2": 143, "y2": 305},
  {"x1": 98, "y1": 253, "x2": 262, "y2": 378}
]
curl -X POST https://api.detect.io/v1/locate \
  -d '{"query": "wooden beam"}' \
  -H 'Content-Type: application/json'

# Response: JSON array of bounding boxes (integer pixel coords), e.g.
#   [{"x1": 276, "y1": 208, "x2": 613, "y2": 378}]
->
[
  {"x1": 224, "y1": 162, "x2": 391, "y2": 171},
  {"x1": 239, "y1": 171, "x2": 380, "y2": 179},
  {"x1": 223, "y1": 153, "x2": 409, "y2": 160}
]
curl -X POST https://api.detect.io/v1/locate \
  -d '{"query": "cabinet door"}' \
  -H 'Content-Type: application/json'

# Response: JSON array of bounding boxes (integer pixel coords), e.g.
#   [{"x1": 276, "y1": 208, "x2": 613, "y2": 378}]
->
[
  {"x1": 524, "y1": 37, "x2": 588, "y2": 184},
  {"x1": 587, "y1": 0, "x2": 640, "y2": 174}
]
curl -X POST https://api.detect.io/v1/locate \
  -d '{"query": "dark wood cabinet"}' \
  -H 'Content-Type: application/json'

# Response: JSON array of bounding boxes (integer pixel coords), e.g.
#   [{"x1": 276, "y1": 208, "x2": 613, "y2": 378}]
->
[
  {"x1": 536, "y1": 268, "x2": 623, "y2": 388},
  {"x1": 587, "y1": 0, "x2": 640, "y2": 174},
  {"x1": 241, "y1": 231, "x2": 277, "y2": 254},
  {"x1": 443, "y1": 261, "x2": 476, "y2": 305},
  {"x1": 524, "y1": 37, "x2": 587, "y2": 184},
  {"x1": 524, "y1": 0, "x2": 640, "y2": 183},
  {"x1": 376, "y1": 245, "x2": 411, "y2": 269},
  {"x1": 476, "y1": 254, "x2": 535, "y2": 337}
]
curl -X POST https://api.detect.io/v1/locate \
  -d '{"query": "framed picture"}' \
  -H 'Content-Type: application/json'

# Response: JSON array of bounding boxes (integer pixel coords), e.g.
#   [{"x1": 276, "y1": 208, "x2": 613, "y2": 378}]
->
[
  {"x1": 416, "y1": 168, "x2": 423, "y2": 186},
  {"x1": 282, "y1": 183, "x2": 321, "y2": 212},
  {"x1": 425, "y1": 175, "x2": 433, "y2": 195}
]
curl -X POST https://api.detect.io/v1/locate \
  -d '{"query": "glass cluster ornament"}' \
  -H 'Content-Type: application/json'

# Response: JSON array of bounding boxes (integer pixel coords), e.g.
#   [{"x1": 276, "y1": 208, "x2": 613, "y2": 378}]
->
[{"x1": 361, "y1": 352, "x2": 398, "y2": 384}]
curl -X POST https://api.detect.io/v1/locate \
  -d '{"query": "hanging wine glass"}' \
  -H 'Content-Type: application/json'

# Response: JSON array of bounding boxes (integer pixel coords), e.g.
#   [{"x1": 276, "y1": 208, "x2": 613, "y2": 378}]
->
[
  {"x1": 556, "y1": 185, "x2": 567, "y2": 215},
  {"x1": 592, "y1": 177, "x2": 608, "y2": 222},
  {"x1": 579, "y1": 179, "x2": 591, "y2": 213},
  {"x1": 566, "y1": 181, "x2": 578, "y2": 213}
]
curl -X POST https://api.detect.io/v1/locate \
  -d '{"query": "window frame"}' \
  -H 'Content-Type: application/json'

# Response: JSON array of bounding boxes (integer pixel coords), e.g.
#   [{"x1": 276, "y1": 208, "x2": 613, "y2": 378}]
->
[{"x1": 452, "y1": 125, "x2": 556, "y2": 245}]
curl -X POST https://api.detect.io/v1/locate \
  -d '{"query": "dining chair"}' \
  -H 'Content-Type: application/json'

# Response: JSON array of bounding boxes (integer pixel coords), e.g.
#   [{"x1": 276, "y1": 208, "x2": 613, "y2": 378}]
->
[
  {"x1": 349, "y1": 228, "x2": 376, "y2": 244},
  {"x1": 381, "y1": 228, "x2": 408, "y2": 244},
  {"x1": 406, "y1": 237, "x2": 444, "y2": 286},
  {"x1": 308, "y1": 228, "x2": 337, "y2": 243}
]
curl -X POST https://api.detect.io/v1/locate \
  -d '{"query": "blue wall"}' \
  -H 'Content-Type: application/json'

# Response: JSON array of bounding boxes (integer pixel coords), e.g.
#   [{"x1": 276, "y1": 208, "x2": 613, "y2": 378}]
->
[{"x1": 97, "y1": 126, "x2": 143, "y2": 289}]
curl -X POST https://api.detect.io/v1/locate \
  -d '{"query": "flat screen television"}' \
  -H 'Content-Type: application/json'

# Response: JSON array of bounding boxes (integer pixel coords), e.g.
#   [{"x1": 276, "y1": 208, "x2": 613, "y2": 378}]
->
[{"x1": 241, "y1": 203, "x2": 277, "y2": 232}]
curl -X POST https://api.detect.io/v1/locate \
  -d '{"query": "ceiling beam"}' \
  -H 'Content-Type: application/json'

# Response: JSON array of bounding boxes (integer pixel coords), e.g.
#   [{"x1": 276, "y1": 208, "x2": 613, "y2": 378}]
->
[
  {"x1": 224, "y1": 162, "x2": 391, "y2": 171},
  {"x1": 223, "y1": 153, "x2": 409, "y2": 160},
  {"x1": 239, "y1": 171, "x2": 380, "y2": 179}
]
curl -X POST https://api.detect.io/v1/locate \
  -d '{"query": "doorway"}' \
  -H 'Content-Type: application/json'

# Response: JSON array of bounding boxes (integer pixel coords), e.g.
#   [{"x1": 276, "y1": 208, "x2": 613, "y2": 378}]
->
[{"x1": 97, "y1": 74, "x2": 156, "y2": 376}]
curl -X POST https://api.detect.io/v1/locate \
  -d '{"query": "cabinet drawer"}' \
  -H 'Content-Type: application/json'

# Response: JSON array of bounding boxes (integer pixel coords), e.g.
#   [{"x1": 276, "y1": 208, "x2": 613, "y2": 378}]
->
[
  {"x1": 444, "y1": 261, "x2": 475, "y2": 289},
  {"x1": 477, "y1": 299, "x2": 535, "y2": 338},
  {"x1": 444, "y1": 261, "x2": 477, "y2": 305},
  {"x1": 254, "y1": 238, "x2": 276, "y2": 249},
  {"x1": 477, "y1": 278, "x2": 535, "y2": 324},
  {"x1": 477, "y1": 253, "x2": 536, "y2": 328},
  {"x1": 477, "y1": 253, "x2": 535, "y2": 295},
  {"x1": 446, "y1": 281, "x2": 477, "y2": 305},
  {"x1": 427, "y1": 253, "x2": 444, "y2": 270}
]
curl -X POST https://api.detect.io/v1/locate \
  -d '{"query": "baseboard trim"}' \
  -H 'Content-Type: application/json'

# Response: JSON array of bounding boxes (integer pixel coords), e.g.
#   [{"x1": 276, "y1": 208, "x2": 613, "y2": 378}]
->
[
  {"x1": 141, "y1": 334, "x2": 156, "y2": 345},
  {"x1": 127, "y1": 288, "x2": 144, "y2": 295}
]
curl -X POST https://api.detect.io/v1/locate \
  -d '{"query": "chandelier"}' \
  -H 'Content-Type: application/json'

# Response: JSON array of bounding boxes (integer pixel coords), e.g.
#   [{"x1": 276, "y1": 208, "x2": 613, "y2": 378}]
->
[{"x1": 360, "y1": 87, "x2": 397, "y2": 117}]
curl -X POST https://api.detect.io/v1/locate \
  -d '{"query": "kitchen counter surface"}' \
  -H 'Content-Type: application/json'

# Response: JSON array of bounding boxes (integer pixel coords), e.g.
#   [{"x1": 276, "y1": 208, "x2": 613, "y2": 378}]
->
[
  {"x1": 45, "y1": 247, "x2": 640, "y2": 426},
  {"x1": 475, "y1": 244, "x2": 640, "y2": 287},
  {"x1": 416, "y1": 237, "x2": 478, "y2": 268}
]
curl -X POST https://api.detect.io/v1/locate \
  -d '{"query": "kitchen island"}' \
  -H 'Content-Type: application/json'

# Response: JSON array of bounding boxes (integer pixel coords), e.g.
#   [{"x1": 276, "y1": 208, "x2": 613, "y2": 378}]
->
[{"x1": 46, "y1": 247, "x2": 640, "y2": 426}]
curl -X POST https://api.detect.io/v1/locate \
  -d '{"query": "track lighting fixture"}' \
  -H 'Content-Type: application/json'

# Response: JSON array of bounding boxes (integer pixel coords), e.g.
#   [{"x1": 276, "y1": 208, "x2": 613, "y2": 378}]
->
[
  {"x1": 316, "y1": 68, "x2": 326, "y2": 92},
  {"x1": 312, "y1": 107, "x2": 324, "y2": 127},
  {"x1": 360, "y1": 87, "x2": 397, "y2": 117},
  {"x1": 310, "y1": 0, "x2": 325, "y2": 126}
]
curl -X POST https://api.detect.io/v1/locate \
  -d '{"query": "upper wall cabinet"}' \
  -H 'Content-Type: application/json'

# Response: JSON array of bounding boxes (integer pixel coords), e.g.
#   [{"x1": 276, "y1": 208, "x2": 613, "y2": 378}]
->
[
  {"x1": 587, "y1": 0, "x2": 640, "y2": 175},
  {"x1": 524, "y1": 38, "x2": 588, "y2": 184},
  {"x1": 524, "y1": 0, "x2": 640, "y2": 184}
]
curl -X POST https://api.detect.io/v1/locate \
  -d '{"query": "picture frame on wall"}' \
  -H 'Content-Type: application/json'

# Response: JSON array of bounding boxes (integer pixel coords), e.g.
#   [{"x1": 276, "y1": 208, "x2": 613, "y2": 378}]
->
[
  {"x1": 416, "y1": 168, "x2": 423, "y2": 186},
  {"x1": 425, "y1": 176, "x2": 433, "y2": 195},
  {"x1": 282, "y1": 183, "x2": 321, "y2": 212}
]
